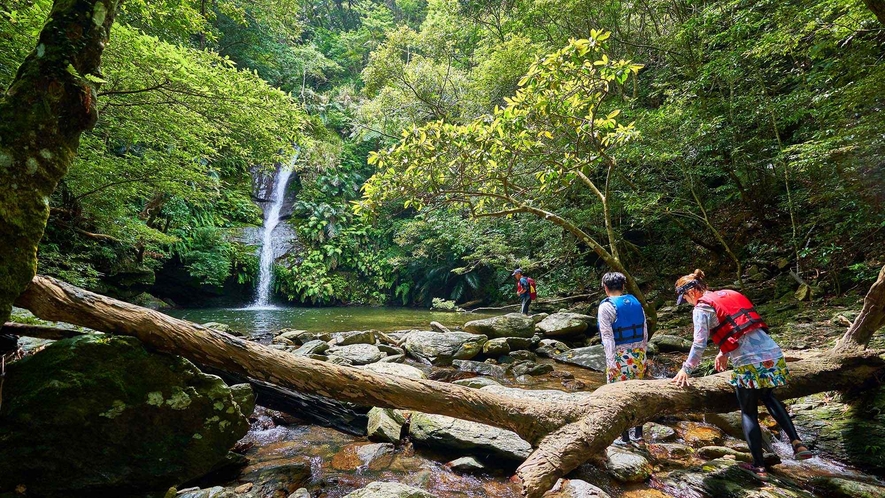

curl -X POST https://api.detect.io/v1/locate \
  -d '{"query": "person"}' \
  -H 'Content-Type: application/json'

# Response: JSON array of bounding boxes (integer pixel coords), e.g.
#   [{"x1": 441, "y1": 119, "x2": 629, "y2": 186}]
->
[
  {"x1": 671, "y1": 269, "x2": 813, "y2": 480},
  {"x1": 597, "y1": 271, "x2": 648, "y2": 446},
  {"x1": 512, "y1": 269, "x2": 533, "y2": 315}
]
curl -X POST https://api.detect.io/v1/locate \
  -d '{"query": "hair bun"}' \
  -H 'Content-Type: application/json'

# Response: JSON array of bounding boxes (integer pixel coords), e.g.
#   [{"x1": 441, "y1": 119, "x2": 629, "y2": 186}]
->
[{"x1": 693, "y1": 269, "x2": 706, "y2": 280}]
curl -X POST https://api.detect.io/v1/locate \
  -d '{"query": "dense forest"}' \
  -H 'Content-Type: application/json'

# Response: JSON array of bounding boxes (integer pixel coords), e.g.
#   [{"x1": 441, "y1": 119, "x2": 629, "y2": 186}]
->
[{"x1": 1, "y1": 0, "x2": 883, "y2": 309}]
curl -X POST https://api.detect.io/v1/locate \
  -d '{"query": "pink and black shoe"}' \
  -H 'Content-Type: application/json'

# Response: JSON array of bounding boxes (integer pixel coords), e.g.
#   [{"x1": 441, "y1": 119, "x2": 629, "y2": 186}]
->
[{"x1": 738, "y1": 462, "x2": 769, "y2": 481}]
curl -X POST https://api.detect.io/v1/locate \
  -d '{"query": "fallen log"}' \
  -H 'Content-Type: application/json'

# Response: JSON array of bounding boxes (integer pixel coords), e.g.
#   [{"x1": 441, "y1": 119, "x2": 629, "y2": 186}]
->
[
  {"x1": 1, "y1": 322, "x2": 89, "y2": 341},
  {"x1": 13, "y1": 275, "x2": 885, "y2": 497}
]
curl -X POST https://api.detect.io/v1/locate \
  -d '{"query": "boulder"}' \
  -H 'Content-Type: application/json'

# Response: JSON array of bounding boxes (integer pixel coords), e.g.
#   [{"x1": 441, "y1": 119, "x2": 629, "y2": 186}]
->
[
  {"x1": 361, "y1": 362, "x2": 427, "y2": 379},
  {"x1": 659, "y1": 457, "x2": 814, "y2": 497},
  {"x1": 511, "y1": 361, "x2": 553, "y2": 377},
  {"x1": 328, "y1": 330, "x2": 377, "y2": 346},
  {"x1": 604, "y1": 445, "x2": 653, "y2": 483},
  {"x1": 446, "y1": 456, "x2": 486, "y2": 472},
  {"x1": 504, "y1": 337, "x2": 534, "y2": 351},
  {"x1": 327, "y1": 344, "x2": 386, "y2": 365},
  {"x1": 808, "y1": 477, "x2": 885, "y2": 498},
  {"x1": 178, "y1": 487, "x2": 235, "y2": 498},
  {"x1": 409, "y1": 412, "x2": 532, "y2": 461},
  {"x1": 463, "y1": 313, "x2": 535, "y2": 339},
  {"x1": 643, "y1": 422, "x2": 677, "y2": 442},
  {"x1": 201, "y1": 321, "x2": 230, "y2": 333},
  {"x1": 289, "y1": 489, "x2": 311, "y2": 498},
  {"x1": 553, "y1": 344, "x2": 606, "y2": 371},
  {"x1": 649, "y1": 334, "x2": 693, "y2": 353},
  {"x1": 452, "y1": 359, "x2": 507, "y2": 378},
  {"x1": 0, "y1": 335, "x2": 252, "y2": 496},
  {"x1": 291, "y1": 339, "x2": 329, "y2": 356},
  {"x1": 402, "y1": 331, "x2": 487, "y2": 366},
  {"x1": 535, "y1": 339, "x2": 570, "y2": 358},
  {"x1": 536, "y1": 313, "x2": 593, "y2": 337},
  {"x1": 483, "y1": 338, "x2": 511, "y2": 356},
  {"x1": 331, "y1": 442, "x2": 396, "y2": 471},
  {"x1": 544, "y1": 479, "x2": 612, "y2": 498},
  {"x1": 452, "y1": 377, "x2": 501, "y2": 389},
  {"x1": 509, "y1": 350, "x2": 538, "y2": 361},
  {"x1": 344, "y1": 482, "x2": 435, "y2": 498},
  {"x1": 430, "y1": 321, "x2": 451, "y2": 333},
  {"x1": 675, "y1": 421, "x2": 725, "y2": 447},
  {"x1": 367, "y1": 408, "x2": 406, "y2": 443}
]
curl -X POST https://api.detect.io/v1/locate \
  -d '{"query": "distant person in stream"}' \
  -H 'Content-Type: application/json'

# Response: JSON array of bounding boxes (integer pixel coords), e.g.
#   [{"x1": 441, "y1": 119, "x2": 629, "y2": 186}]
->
[
  {"x1": 512, "y1": 269, "x2": 536, "y2": 315},
  {"x1": 598, "y1": 271, "x2": 648, "y2": 446},
  {"x1": 671, "y1": 269, "x2": 813, "y2": 481}
]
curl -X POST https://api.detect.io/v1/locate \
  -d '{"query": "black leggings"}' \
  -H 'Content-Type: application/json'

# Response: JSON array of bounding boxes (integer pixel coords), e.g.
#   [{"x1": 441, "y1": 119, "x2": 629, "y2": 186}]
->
[{"x1": 735, "y1": 387, "x2": 803, "y2": 466}]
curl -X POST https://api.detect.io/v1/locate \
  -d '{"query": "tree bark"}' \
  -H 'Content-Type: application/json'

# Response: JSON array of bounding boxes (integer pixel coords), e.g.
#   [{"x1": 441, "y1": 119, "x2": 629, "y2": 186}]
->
[
  {"x1": 13, "y1": 275, "x2": 885, "y2": 497},
  {"x1": 0, "y1": 321, "x2": 88, "y2": 341},
  {"x1": 0, "y1": 0, "x2": 119, "y2": 325},
  {"x1": 863, "y1": 0, "x2": 885, "y2": 25},
  {"x1": 836, "y1": 264, "x2": 885, "y2": 352}
]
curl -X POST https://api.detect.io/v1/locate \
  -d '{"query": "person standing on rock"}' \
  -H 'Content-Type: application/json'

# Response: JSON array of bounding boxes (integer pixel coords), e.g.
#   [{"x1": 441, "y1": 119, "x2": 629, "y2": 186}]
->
[
  {"x1": 598, "y1": 271, "x2": 648, "y2": 445},
  {"x1": 671, "y1": 269, "x2": 813, "y2": 481},
  {"x1": 512, "y1": 269, "x2": 535, "y2": 315}
]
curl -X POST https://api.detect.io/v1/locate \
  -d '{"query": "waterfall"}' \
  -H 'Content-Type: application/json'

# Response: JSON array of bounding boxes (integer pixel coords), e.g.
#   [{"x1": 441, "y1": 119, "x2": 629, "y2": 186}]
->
[{"x1": 252, "y1": 158, "x2": 296, "y2": 308}]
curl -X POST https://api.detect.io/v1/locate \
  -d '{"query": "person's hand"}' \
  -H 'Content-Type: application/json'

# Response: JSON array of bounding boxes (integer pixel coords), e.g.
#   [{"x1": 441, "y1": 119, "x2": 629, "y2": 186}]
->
[
  {"x1": 672, "y1": 368, "x2": 691, "y2": 387},
  {"x1": 714, "y1": 352, "x2": 729, "y2": 372}
]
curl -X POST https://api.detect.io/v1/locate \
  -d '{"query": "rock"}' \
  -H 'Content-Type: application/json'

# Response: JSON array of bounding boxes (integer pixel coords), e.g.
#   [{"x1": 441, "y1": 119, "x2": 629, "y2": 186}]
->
[
  {"x1": 446, "y1": 456, "x2": 486, "y2": 472},
  {"x1": 178, "y1": 486, "x2": 235, "y2": 498},
  {"x1": 504, "y1": 337, "x2": 534, "y2": 351},
  {"x1": 367, "y1": 408, "x2": 406, "y2": 443},
  {"x1": 237, "y1": 455, "x2": 311, "y2": 497},
  {"x1": 288, "y1": 489, "x2": 311, "y2": 498},
  {"x1": 535, "y1": 339, "x2": 570, "y2": 358},
  {"x1": 361, "y1": 362, "x2": 427, "y2": 379},
  {"x1": 409, "y1": 412, "x2": 532, "y2": 460},
  {"x1": 328, "y1": 330, "x2": 377, "y2": 346},
  {"x1": 234, "y1": 482, "x2": 253, "y2": 493},
  {"x1": 808, "y1": 477, "x2": 885, "y2": 498},
  {"x1": 463, "y1": 313, "x2": 535, "y2": 339},
  {"x1": 509, "y1": 350, "x2": 538, "y2": 361},
  {"x1": 452, "y1": 359, "x2": 507, "y2": 378},
  {"x1": 649, "y1": 334, "x2": 693, "y2": 353},
  {"x1": 452, "y1": 377, "x2": 501, "y2": 388},
  {"x1": 604, "y1": 445, "x2": 653, "y2": 483},
  {"x1": 647, "y1": 443, "x2": 694, "y2": 464},
  {"x1": 675, "y1": 421, "x2": 725, "y2": 447},
  {"x1": 553, "y1": 344, "x2": 606, "y2": 371},
  {"x1": 131, "y1": 292, "x2": 167, "y2": 310},
  {"x1": 344, "y1": 481, "x2": 435, "y2": 498},
  {"x1": 536, "y1": 313, "x2": 593, "y2": 337},
  {"x1": 660, "y1": 457, "x2": 814, "y2": 497},
  {"x1": 379, "y1": 354, "x2": 406, "y2": 363},
  {"x1": 326, "y1": 354, "x2": 354, "y2": 366},
  {"x1": 378, "y1": 344, "x2": 405, "y2": 356},
  {"x1": 229, "y1": 383, "x2": 256, "y2": 417},
  {"x1": 273, "y1": 335, "x2": 296, "y2": 346},
  {"x1": 202, "y1": 321, "x2": 231, "y2": 333},
  {"x1": 292, "y1": 339, "x2": 329, "y2": 356},
  {"x1": 0, "y1": 335, "x2": 251, "y2": 496},
  {"x1": 483, "y1": 338, "x2": 511, "y2": 356},
  {"x1": 643, "y1": 422, "x2": 677, "y2": 442},
  {"x1": 430, "y1": 321, "x2": 451, "y2": 333},
  {"x1": 327, "y1": 344, "x2": 386, "y2": 365},
  {"x1": 332, "y1": 442, "x2": 396, "y2": 471},
  {"x1": 511, "y1": 361, "x2": 553, "y2": 376},
  {"x1": 696, "y1": 446, "x2": 780, "y2": 466},
  {"x1": 543, "y1": 479, "x2": 612, "y2": 498},
  {"x1": 790, "y1": 389, "x2": 885, "y2": 471},
  {"x1": 403, "y1": 331, "x2": 488, "y2": 365}
]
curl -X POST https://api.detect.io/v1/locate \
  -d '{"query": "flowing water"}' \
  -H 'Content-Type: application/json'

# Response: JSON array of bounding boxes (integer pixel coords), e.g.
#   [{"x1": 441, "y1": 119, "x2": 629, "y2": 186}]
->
[{"x1": 252, "y1": 160, "x2": 296, "y2": 308}]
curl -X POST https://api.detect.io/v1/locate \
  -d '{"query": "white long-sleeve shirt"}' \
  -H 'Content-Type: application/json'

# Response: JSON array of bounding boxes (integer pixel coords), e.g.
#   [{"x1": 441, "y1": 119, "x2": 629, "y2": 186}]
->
[
  {"x1": 598, "y1": 300, "x2": 648, "y2": 370},
  {"x1": 682, "y1": 303, "x2": 784, "y2": 373}
]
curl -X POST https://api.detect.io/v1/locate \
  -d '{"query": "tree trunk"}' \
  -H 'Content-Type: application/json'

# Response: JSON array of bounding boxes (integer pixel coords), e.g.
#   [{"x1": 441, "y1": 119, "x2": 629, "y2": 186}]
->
[
  {"x1": 863, "y1": 0, "x2": 885, "y2": 25},
  {"x1": 13, "y1": 275, "x2": 885, "y2": 497},
  {"x1": 0, "y1": 0, "x2": 119, "y2": 325},
  {"x1": 836, "y1": 264, "x2": 885, "y2": 352}
]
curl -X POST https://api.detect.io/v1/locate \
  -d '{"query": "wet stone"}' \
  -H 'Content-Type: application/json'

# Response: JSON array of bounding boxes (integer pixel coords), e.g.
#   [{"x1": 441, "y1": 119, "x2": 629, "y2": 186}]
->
[
  {"x1": 643, "y1": 422, "x2": 677, "y2": 442},
  {"x1": 446, "y1": 456, "x2": 486, "y2": 472},
  {"x1": 367, "y1": 407, "x2": 405, "y2": 443},
  {"x1": 452, "y1": 359, "x2": 507, "y2": 378},
  {"x1": 553, "y1": 344, "x2": 606, "y2": 371},
  {"x1": 361, "y1": 362, "x2": 426, "y2": 379},
  {"x1": 543, "y1": 478, "x2": 611, "y2": 498},
  {"x1": 292, "y1": 339, "x2": 329, "y2": 356},
  {"x1": 604, "y1": 445, "x2": 653, "y2": 483},
  {"x1": 343, "y1": 481, "x2": 435, "y2": 498},
  {"x1": 675, "y1": 421, "x2": 725, "y2": 447},
  {"x1": 327, "y1": 343, "x2": 385, "y2": 365},
  {"x1": 452, "y1": 377, "x2": 501, "y2": 389}
]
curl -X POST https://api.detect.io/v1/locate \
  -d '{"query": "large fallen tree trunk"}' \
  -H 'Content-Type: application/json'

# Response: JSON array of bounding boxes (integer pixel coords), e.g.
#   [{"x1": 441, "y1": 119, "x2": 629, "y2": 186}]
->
[{"x1": 13, "y1": 275, "x2": 885, "y2": 497}]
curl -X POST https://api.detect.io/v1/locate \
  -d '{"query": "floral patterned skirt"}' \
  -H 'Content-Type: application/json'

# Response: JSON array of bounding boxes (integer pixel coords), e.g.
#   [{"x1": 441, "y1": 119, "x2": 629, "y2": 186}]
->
[
  {"x1": 730, "y1": 356, "x2": 790, "y2": 389},
  {"x1": 607, "y1": 348, "x2": 647, "y2": 384}
]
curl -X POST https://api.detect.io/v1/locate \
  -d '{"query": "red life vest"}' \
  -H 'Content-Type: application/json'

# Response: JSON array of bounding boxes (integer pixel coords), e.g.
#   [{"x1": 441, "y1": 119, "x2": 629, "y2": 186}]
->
[{"x1": 697, "y1": 290, "x2": 767, "y2": 353}]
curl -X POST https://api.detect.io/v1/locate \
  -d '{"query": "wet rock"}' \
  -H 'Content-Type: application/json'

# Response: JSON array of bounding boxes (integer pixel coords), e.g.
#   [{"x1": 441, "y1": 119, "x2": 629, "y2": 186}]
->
[
  {"x1": 367, "y1": 408, "x2": 406, "y2": 443},
  {"x1": 327, "y1": 344, "x2": 386, "y2": 365},
  {"x1": 463, "y1": 313, "x2": 535, "y2": 339},
  {"x1": 675, "y1": 421, "x2": 725, "y2": 447},
  {"x1": 446, "y1": 456, "x2": 486, "y2": 472},
  {"x1": 696, "y1": 446, "x2": 780, "y2": 465},
  {"x1": 808, "y1": 477, "x2": 885, "y2": 498},
  {"x1": 452, "y1": 377, "x2": 501, "y2": 388},
  {"x1": 659, "y1": 457, "x2": 814, "y2": 497},
  {"x1": 648, "y1": 442, "x2": 694, "y2": 464},
  {"x1": 452, "y1": 359, "x2": 507, "y2": 377},
  {"x1": 409, "y1": 412, "x2": 532, "y2": 460},
  {"x1": 643, "y1": 422, "x2": 677, "y2": 442},
  {"x1": 509, "y1": 350, "x2": 538, "y2": 362},
  {"x1": 327, "y1": 354, "x2": 354, "y2": 366},
  {"x1": 0, "y1": 335, "x2": 252, "y2": 496},
  {"x1": 504, "y1": 337, "x2": 534, "y2": 350},
  {"x1": 361, "y1": 362, "x2": 427, "y2": 379},
  {"x1": 403, "y1": 331, "x2": 488, "y2": 365},
  {"x1": 329, "y1": 330, "x2": 377, "y2": 346},
  {"x1": 292, "y1": 339, "x2": 329, "y2": 356},
  {"x1": 230, "y1": 383, "x2": 256, "y2": 417},
  {"x1": 379, "y1": 354, "x2": 406, "y2": 363},
  {"x1": 378, "y1": 344, "x2": 405, "y2": 356},
  {"x1": 511, "y1": 361, "x2": 553, "y2": 376},
  {"x1": 604, "y1": 445, "x2": 653, "y2": 483},
  {"x1": 237, "y1": 455, "x2": 311, "y2": 497},
  {"x1": 543, "y1": 478, "x2": 611, "y2": 497},
  {"x1": 790, "y1": 390, "x2": 885, "y2": 472},
  {"x1": 178, "y1": 486, "x2": 235, "y2": 498},
  {"x1": 553, "y1": 344, "x2": 606, "y2": 371},
  {"x1": 344, "y1": 481, "x2": 435, "y2": 498},
  {"x1": 202, "y1": 321, "x2": 231, "y2": 333},
  {"x1": 356, "y1": 442, "x2": 397, "y2": 469},
  {"x1": 288, "y1": 489, "x2": 310, "y2": 498},
  {"x1": 430, "y1": 321, "x2": 451, "y2": 333},
  {"x1": 273, "y1": 335, "x2": 297, "y2": 346},
  {"x1": 649, "y1": 334, "x2": 693, "y2": 353},
  {"x1": 483, "y1": 338, "x2": 511, "y2": 356},
  {"x1": 536, "y1": 312, "x2": 593, "y2": 337},
  {"x1": 535, "y1": 339, "x2": 570, "y2": 358},
  {"x1": 532, "y1": 313, "x2": 549, "y2": 323},
  {"x1": 620, "y1": 491, "x2": 672, "y2": 498}
]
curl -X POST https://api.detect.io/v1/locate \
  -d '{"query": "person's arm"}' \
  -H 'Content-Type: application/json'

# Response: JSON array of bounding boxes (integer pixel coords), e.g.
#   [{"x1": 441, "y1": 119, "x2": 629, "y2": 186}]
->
[
  {"x1": 672, "y1": 305, "x2": 713, "y2": 387},
  {"x1": 598, "y1": 301, "x2": 618, "y2": 371}
]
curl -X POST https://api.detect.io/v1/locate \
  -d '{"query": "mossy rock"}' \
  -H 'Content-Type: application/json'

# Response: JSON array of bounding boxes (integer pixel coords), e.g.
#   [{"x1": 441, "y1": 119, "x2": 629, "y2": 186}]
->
[{"x1": 0, "y1": 335, "x2": 253, "y2": 496}]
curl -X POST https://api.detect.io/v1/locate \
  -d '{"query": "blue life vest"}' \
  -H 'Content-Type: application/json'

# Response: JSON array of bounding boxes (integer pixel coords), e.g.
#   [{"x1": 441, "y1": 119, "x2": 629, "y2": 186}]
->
[{"x1": 602, "y1": 295, "x2": 646, "y2": 345}]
